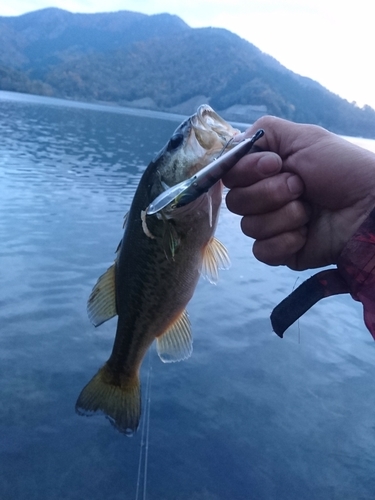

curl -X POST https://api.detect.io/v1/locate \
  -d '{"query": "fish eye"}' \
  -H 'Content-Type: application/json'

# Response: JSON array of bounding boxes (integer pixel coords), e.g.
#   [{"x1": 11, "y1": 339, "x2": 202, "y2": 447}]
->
[{"x1": 168, "y1": 133, "x2": 184, "y2": 151}]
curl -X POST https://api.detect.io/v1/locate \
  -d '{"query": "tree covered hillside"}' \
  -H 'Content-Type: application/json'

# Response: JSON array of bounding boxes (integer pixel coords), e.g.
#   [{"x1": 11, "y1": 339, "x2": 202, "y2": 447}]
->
[{"x1": 0, "y1": 8, "x2": 374, "y2": 138}]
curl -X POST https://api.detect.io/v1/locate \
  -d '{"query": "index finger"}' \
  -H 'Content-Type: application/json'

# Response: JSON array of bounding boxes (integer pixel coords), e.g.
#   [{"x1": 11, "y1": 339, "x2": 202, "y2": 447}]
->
[
  {"x1": 239, "y1": 116, "x2": 294, "y2": 156},
  {"x1": 222, "y1": 151, "x2": 282, "y2": 189}
]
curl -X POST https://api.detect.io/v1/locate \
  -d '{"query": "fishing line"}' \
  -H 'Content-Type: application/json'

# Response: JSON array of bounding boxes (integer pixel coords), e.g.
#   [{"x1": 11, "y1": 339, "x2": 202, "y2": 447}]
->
[
  {"x1": 292, "y1": 277, "x2": 301, "y2": 344},
  {"x1": 135, "y1": 347, "x2": 153, "y2": 500},
  {"x1": 142, "y1": 356, "x2": 152, "y2": 500}
]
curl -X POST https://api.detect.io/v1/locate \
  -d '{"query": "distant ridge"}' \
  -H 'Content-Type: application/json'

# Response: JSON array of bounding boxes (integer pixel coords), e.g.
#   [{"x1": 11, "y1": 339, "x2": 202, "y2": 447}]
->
[{"x1": 1, "y1": 8, "x2": 374, "y2": 137}]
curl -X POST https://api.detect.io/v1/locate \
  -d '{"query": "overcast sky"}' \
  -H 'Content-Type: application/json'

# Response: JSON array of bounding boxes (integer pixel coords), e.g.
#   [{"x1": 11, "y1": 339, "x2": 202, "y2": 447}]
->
[{"x1": 2, "y1": 0, "x2": 374, "y2": 111}]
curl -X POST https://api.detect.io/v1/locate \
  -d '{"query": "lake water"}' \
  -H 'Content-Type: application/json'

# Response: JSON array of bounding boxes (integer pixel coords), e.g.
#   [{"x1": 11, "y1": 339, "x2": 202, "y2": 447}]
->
[{"x1": 1, "y1": 90, "x2": 375, "y2": 500}]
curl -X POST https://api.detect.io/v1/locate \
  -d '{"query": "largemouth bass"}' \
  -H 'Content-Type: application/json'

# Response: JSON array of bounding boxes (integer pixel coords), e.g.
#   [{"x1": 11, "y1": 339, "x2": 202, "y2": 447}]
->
[{"x1": 76, "y1": 105, "x2": 239, "y2": 435}]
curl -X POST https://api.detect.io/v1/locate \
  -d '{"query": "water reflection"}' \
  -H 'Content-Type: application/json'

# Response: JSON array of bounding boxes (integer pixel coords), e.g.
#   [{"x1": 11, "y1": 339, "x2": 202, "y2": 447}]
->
[{"x1": 1, "y1": 92, "x2": 375, "y2": 500}]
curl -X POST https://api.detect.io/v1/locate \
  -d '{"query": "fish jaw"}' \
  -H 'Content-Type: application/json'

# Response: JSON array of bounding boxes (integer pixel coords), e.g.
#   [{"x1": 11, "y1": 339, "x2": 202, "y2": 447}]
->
[
  {"x1": 152, "y1": 105, "x2": 240, "y2": 190},
  {"x1": 190, "y1": 104, "x2": 240, "y2": 153},
  {"x1": 182, "y1": 104, "x2": 241, "y2": 178}
]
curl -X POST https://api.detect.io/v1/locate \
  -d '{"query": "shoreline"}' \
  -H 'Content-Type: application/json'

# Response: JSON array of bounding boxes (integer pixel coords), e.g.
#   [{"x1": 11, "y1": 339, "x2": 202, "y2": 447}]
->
[{"x1": 0, "y1": 90, "x2": 256, "y2": 129}]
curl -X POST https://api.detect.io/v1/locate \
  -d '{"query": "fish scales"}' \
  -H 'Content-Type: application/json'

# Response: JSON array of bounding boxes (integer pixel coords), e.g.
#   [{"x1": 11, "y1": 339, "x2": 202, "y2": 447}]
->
[
  {"x1": 76, "y1": 105, "x2": 237, "y2": 434},
  {"x1": 107, "y1": 181, "x2": 222, "y2": 377}
]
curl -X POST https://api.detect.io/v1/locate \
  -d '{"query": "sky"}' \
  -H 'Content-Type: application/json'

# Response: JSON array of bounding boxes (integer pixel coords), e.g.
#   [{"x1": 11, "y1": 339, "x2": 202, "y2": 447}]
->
[{"x1": 2, "y1": 0, "x2": 375, "y2": 110}]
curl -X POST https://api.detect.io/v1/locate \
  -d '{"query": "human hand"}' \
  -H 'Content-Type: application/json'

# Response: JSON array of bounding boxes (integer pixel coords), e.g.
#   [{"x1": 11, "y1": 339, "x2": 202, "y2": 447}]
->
[{"x1": 223, "y1": 116, "x2": 375, "y2": 271}]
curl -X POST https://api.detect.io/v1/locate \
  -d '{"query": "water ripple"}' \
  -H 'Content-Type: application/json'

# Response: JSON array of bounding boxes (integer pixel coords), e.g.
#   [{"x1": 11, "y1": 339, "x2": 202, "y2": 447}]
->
[{"x1": 1, "y1": 92, "x2": 375, "y2": 500}]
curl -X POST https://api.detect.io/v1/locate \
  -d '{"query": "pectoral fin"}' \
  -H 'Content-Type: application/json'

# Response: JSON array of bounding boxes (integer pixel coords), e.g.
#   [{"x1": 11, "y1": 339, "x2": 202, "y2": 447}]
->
[
  {"x1": 201, "y1": 237, "x2": 230, "y2": 284},
  {"x1": 156, "y1": 309, "x2": 192, "y2": 363},
  {"x1": 87, "y1": 264, "x2": 117, "y2": 326},
  {"x1": 163, "y1": 220, "x2": 180, "y2": 260}
]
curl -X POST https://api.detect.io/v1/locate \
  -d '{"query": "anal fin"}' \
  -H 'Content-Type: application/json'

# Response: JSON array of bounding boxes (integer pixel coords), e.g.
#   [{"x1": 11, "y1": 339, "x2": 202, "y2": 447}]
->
[{"x1": 156, "y1": 309, "x2": 192, "y2": 363}]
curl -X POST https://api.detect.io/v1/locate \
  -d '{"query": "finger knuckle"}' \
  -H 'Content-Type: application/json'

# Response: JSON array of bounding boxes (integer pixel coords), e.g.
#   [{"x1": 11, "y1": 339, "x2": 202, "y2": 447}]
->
[{"x1": 286, "y1": 200, "x2": 308, "y2": 225}]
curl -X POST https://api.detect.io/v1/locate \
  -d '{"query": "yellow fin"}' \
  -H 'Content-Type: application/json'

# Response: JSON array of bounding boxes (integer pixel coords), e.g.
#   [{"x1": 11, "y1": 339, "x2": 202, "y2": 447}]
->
[
  {"x1": 201, "y1": 237, "x2": 230, "y2": 284},
  {"x1": 87, "y1": 264, "x2": 117, "y2": 327},
  {"x1": 156, "y1": 309, "x2": 192, "y2": 363},
  {"x1": 75, "y1": 365, "x2": 140, "y2": 436}
]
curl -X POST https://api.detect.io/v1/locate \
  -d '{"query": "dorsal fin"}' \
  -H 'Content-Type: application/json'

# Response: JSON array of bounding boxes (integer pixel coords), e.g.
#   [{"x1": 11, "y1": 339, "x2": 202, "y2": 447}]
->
[
  {"x1": 156, "y1": 309, "x2": 192, "y2": 363},
  {"x1": 201, "y1": 237, "x2": 230, "y2": 284},
  {"x1": 87, "y1": 264, "x2": 117, "y2": 326}
]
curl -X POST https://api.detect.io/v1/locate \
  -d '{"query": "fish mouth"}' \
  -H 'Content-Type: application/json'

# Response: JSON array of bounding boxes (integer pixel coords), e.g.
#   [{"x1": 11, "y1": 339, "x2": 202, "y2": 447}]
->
[
  {"x1": 146, "y1": 105, "x2": 241, "y2": 215},
  {"x1": 190, "y1": 104, "x2": 240, "y2": 152},
  {"x1": 152, "y1": 105, "x2": 240, "y2": 187},
  {"x1": 177, "y1": 105, "x2": 239, "y2": 178}
]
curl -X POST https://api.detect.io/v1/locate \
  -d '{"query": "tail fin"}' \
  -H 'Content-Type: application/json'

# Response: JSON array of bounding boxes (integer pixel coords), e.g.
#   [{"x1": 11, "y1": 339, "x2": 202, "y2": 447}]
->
[{"x1": 75, "y1": 365, "x2": 141, "y2": 436}]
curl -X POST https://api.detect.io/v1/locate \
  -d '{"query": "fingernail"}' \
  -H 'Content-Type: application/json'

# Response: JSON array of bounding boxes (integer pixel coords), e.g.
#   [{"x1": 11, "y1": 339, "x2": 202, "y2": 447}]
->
[{"x1": 287, "y1": 175, "x2": 304, "y2": 195}]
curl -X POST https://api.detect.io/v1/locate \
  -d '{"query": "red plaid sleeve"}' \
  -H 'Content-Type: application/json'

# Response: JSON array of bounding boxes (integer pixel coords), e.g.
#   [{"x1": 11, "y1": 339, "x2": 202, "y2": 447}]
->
[
  {"x1": 337, "y1": 209, "x2": 375, "y2": 338},
  {"x1": 271, "y1": 209, "x2": 375, "y2": 339}
]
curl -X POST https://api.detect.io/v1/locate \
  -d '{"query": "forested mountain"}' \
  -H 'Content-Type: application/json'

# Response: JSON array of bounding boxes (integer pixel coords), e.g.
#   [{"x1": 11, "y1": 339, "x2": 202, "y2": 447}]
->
[{"x1": 1, "y1": 7, "x2": 374, "y2": 137}]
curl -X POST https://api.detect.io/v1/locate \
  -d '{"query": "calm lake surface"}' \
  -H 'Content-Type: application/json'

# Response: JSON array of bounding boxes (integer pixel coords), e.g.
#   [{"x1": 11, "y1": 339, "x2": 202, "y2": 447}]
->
[{"x1": 1, "y1": 90, "x2": 375, "y2": 500}]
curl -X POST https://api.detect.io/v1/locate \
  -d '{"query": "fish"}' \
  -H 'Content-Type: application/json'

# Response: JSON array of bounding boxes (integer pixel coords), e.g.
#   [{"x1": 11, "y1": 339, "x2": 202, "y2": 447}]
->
[{"x1": 75, "y1": 105, "x2": 240, "y2": 435}]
